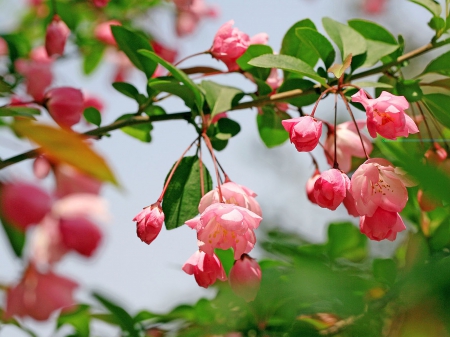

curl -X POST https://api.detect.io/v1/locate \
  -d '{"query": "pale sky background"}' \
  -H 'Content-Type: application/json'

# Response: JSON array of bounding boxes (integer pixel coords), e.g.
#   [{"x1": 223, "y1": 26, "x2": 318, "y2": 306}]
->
[{"x1": 0, "y1": 0, "x2": 442, "y2": 335}]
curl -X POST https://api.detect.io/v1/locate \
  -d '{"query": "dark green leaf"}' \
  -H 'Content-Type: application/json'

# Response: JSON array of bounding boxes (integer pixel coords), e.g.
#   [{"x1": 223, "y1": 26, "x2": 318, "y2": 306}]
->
[
  {"x1": 408, "y1": 0, "x2": 441, "y2": 16},
  {"x1": 149, "y1": 79, "x2": 195, "y2": 109},
  {"x1": 216, "y1": 118, "x2": 241, "y2": 139},
  {"x1": 82, "y1": 44, "x2": 105, "y2": 75},
  {"x1": 200, "y1": 81, "x2": 242, "y2": 118},
  {"x1": 139, "y1": 50, "x2": 204, "y2": 112},
  {"x1": 210, "y1": 138, "x2": 228, "y2": 151},
  {"x1": 0, "y1": 77, "x2": 13, "y2": 95},
  {"x1": 248, "y1": 54, "x2": 327, "y2": 85},
  {"x1": 162, "y1": 155, "x2": 213, "y2": 230},
  {"x1": 327, "y1": 222, "x2": 367, "y2": 262},
  {"x1": 429, "y1": 16, "x2": 446, "y2": 33},
  {"x1": 396, "y1": 79, "x2": 423, "y2": 102},
  {"x1": 83, "y1": 107, "x2": 101, "y2": 126},
  {"x1": 295, "y1": 27, "x2": 335, "y2": 69},
  {"x1": 236, "y1": 44, "x2": 273, "y2": 80},
  {"x1": 254, "y1": 77, "x2": 273, "y2": 96},
  {"x1": 373, "y1": 259, "x2": 397, "y2": 285},
  {"x1": 112, "y1": 82, "x2": 141, "y2": 100},
  {"x1": 422, "y1": 94, "x2": 450, "y2": 128},
  {"x1": 421, "y1": 50, "x2": 450, "y2": 76},
  {"x1": 116, "y1": 114, "x2": 152, "y2": 142},
  {"x1": 0, "y1": 107, "x2": 40, "y2": 119},
  {"x1": 144, "y1": 105, "x2": 166, "y2": 117},
  {"x1": 348, "y1": 19, "x2": 398, "y2": 44},
  {"x1": 0, "y1": 216, "x2": 25, "y2": 258},
  {"x1": 1, "y1": 34, "x2": 31, "y2": 67},
  {"x1": 257, "y1": 105, "x2": 290, "y2": 148},
  {"x1": 422, "y1": 78, "x2": 450, "y2": 90},
  {"x1": 57, "y1": 304, "x2": 90, "y2": 337},
  {"x1": 111, "y1": 26, "x2": 157, "y2": 78},
  {"x1": 277, "y1": 78, "x2": 319, "y2": 107}
]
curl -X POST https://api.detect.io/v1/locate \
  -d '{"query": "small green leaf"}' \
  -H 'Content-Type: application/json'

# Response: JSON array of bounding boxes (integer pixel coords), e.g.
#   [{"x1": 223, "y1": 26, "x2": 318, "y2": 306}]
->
[
  {"x1": 57, "y1": 304, "x2": 91, "y2": 337},
  {"x1": 216, "y1": 118, "x2": 241, "y2": 138},
  {"x1": 396, "y1": 79, "x2": 423, "y2": 102},
  {"x1": 149, "y1": 78, "x2": 195, "y2": 109},
  {"x1": 83, "y1": 44, "x2": 105, "y2": 75},
  {"x1": 0, "y1": 106, "x2": 40, "y2": 119},
  {"x1": 352, "y1": 81, "x2": 393, "y2": 88},
  {"x1": 422, "y1": 93, "x2": 450, "y2": 128},
  {"x1": 248, "y1": 54, "x2": 327, "y2": 85},
  {"x1": 422, "y1": 78, "x2": 450, "y2": 91},
  {"x1": 162, "y1": 155, "x2": 213, "y2": 230},
  {"x1": 257, "y1": 105, "x2": 290, "y2": 148},
  {"x1": 295, "y1": 27, "x2": 335, "y2": 69},
  {"x1": 373, "y1": 259, "x2": 397, "y2": 285},
  {"x1": 428, "y1": 16, "x2": 446, "y2": 33},
  {"x1": 1, "y1": 216, "x2": 26, "y2": 258},
  {"x1": 144, "y1": 105, "x2": 166, "y2": 117},
  {"x1": 328, "y1": 54, "x2": 352, "y2": 79},
  {"x1": 112, "y1": 82, "x2": 141, "y2": 100},
  {"x1": 421, "y1": 50, "x2": 450, "y2": 76},
  {"x1": 408, "y1": 0, "x2": 441, "y2": 16},
  {"x1": 277, "y1": 78, "x2": 319, "y2": 107},
  {"x1": 214, "y1": 248, "x2": 234, "y2": 276},
  {"x1": 83, "y1": 107, "x2": 101, "y2": 126},
  {"x1": 327, "y1": 222, "x2": 367, "y2": 262},
  {"x1": 0, "y1": 77, "x2": 13, "y2": 95},
  {"x1": 111, "y1": 26, "x2": 157, "y2": 78},
  {"x1": 236, "y1": 44, "x2": 273, "y2": 80},
  {"x1": 139, "y1": 50, "x2": 204, "y2": 112},
  {"x1": 116, "y1": 114, "x2": 152, "y2": 142},
  {"x1": 200, "y1": 81, "x2": 242, "y2": 118}
]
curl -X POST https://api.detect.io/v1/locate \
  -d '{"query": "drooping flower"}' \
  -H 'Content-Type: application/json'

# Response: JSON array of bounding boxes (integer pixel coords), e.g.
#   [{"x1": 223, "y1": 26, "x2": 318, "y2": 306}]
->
[
  {"x1": 306, "y1": 170, "x2": 320, "y2": 204},
  {"x1": 282, "y1": 116, "x2": 322, "y2": 152},
  {"x1": 323, "y1": 121, "x2": 373, "y2": 173},
  {"x1": 186, "y1": 203, "x2": 262, "y2": 259},
  {"x1": 351, "y1": 158, "x2": 414, "y2": 217},
  {"x1": 182, "y1": 250, "x2": 227, "y2": 288},
  {"x1": 0, "y1": 37, "x2": 8, "y2": 56},
  {"x1": 4, "y1": 263, "x2": 78, "y2": 321},
  {"x1": 198, "y1": 182, "x2": 262, "y2": 216},
  {"x1": 33, "y1": 156, "x2": 52, "y2": 179},
  {"x1": 210, "y1": 20, "x2": 268, "y2": 71},
  {"x1": 313, "y1": 169, "x2": 350, "y2": 211},
  {"x1": 44, "y1": 87, "x2": 84, "y2": 128},
  {"x1": 351, "y1": 89, "x2": 418, "y2": 140},
  {"x1": 133, "y1": 204, "x2": 164, "y2": 245},
  {"x1": 59, "y1": 217, "x2": 102, "y2": 257},
  {"x1": 94, "y1": 20, "x2": 121, "y2": 46},
  {"x1": 359, "y1": 207, "x2": 406, "y2": 241},
  {"x1": 229, "y1": 254, "x2": 261, "y2": 302},
  {"x1": 45, "y1": 15, "x2": 70, "y2": 57},
  {"x1": 54, "y1": 165, "x2": 102, "y2": 198}
]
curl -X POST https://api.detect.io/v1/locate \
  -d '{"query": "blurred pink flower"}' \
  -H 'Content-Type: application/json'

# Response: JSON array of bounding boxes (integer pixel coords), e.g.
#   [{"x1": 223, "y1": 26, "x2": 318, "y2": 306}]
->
[
  {"x1": 313, "y1": 169, "x2": 350, "y2": 211},
  {"x1": 5, "y1": 263, "x2": 77, "y2": 321},
  {"x1": 133, "y1": 204, "x2": 164, "y2": 245},
  {"x1": 92, "y1": 0, "x2": 110, "y2": 7},
  {"x1": 306, "y1": 170, "x2": 320, "y2": 204},
  {"x1": 151, "y1": 40, "x2": 178, "y2": 63},
  {"x1": 45, "y1": 15, "x2": 70, "y2": 57},
  {"x1": 360, "y1": 207, "x2": 406, "y2": 241},
  {"x1": 363, "y1": 0, "x2": 386, "y2": 14},
  {"x1": 0, "y1": 37, "x2": 8, "y2": 56},
  {"x1": 186, "y1": 203, "x2": 262, "y2": 259},
  {"x1": 54, "y1": 165, "x2": 102, "y2": 198},
  {"x1": 59, "y1": 217, "x2": 102, "y2": 257},
  {"x1": 229, "y1": 254, "x2": 261, "y2": 302},
  {"x1": 282, "y1": 116, "x2": 322, "y2": 152},
  {"x1": 175, "y1": 0, "x2": 218, "y2": 37},
  {"x1": 44, "y1": 87, "x2": 84, "y2": 128},
  {"x1": 266, "y1": 68, "x2": 283, "y2": 91},
  {"x1": 33, "y1": 156, "x2": 52, "y2": 179},
  {"x1": 94, "y1": 20, "x2": 121, "y2": 46},
  {"x1": 83, "y1": 93, "x2": 104, "y2": 113},
  {"x1": 351, "y1": 89, "x2": 418, "y2": 140},
  {"x1": 182, "y1": 250, "x2": 226, "y2": 288}
]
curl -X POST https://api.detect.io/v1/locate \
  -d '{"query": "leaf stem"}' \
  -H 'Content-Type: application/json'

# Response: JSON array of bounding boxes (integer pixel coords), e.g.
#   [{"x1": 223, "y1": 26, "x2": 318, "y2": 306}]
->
[
  {"x1": 333, "y1": 94, "x2": 339, "y2": 169},
  {"x1": 201, "y1": 133, "x2": 223, "y2": 202}
]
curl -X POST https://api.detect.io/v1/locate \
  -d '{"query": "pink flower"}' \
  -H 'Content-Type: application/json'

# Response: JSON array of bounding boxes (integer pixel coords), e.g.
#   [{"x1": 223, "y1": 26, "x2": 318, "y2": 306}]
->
[
  {"x1": 94, "y1": 20, "x2": 121, "y2": 46},
  {"x1": 33, "y1": 156, "x2": 52, "y2": 179},
  {"x1": 55, "y1": 165, "x2": 101, "y2": 198},
  {"x1": 93, "y1": 0, "x2": 110, "y2": 7},
  {"x1": 0, "y1": 37, "x2": 8, "y2": 56},
  {"x1": 351, "y1": 158, "x2": 414, "y2": 217},
  {"x1": 151, "y1": 40, "x2": 178, "y2": 64},
  {"x1": 133, "y1": 204, "x2": 164, "y2": 245},
  {"x1": 363, "y1": 0, "x2": 386, "y2": 14},
  {"x1": 198, "y1": 182, "x2": 262, "y2": 217},
  {"x1": 351, "y1": 89, "x2": 419, "y2": 140},
  {"x1": 313, "y1": 169, "x2": 350, "y2": 210},
  {"x1": 182, "y1": 250, "x2": 227, "y2": 288},
  {"x1": 324, "y1": 121, "x2": 373, "y2": 173},
  {"x1": 343, "y1": 189, "x2": 359, "y2": 217},
  {"x1": 45, "y1": 15, "x2": 70, "y2": 57},
  {"x1": 186, "y1": 203, "x2": 262, "y2": 259},
  {"x1": 282, "y1": 116, "x2": 322, "y2": 152},
  {"x1": 417, "y1": 189, "x2": 442, "y2": 212},
  {"x1": 44, "y1": 87, "x2": 84, "y2": 128},
  {"x1": 4, "y1": 264, "x2": 77, "y2": 321},
  {"x1": 360, "y1": 207, "x2": 406, "y2": 241},
  {"x1": 0, "y1": 182, "x2": 52, "y2": 231},
  {"x1": 83, "y1": 94, "x2": 104, "y2": 113},
  {"x1": 175, "y1": 0, "x2": 218, "y2": 37},
  {"x1": 210, "y1": 20, "x2": 268, "y2": 71},
  {"x1": 59, "y1": 217, "x2": 102, "y2": 257},
  {"x1": 229, "y1": 254, "x2": 261, "y2": 302},
  {"x1": 306, "y1": 170, "x2": 320, "y2": 204},
  {"x1": 266, "y1": 68, "x2": 283, "y2": 91}
]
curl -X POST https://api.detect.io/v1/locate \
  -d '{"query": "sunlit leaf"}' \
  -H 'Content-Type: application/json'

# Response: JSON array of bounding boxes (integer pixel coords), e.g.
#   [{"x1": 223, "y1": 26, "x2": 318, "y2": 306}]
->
[
  {"x1": 295, "y1": 27, "x2": 335, "y2": 69},
  {"x1": 0, "y1": 106, "x2": 40, "y2": 119},
  {"x1": 281, "y1": 19, "x2": 319, "y2": 68},
  {"x1": 116, "y1": 113, "x2": 152, "y2": 142},
  {"x1": 83, "y1": 107, "x2": 101, "y2": 127},
  {"x1": 421, "y1": 50, "x2": 450, "y2": 76},
  {"x1": 257, "y1": 105, "x2": 290, "y2": 148},
  {"x1": 200, "y1": 81, "x2": 242, "y2": 118},
  {"x1": 408, "y1": 0, "x2": 441, "y2": 16},
  {"x1": 422, "y1": 93, "x2": 450, "y2": 128}
]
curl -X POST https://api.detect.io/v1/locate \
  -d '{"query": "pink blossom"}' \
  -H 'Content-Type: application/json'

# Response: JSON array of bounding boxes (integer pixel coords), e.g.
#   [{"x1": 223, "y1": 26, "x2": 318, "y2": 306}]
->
[
  {"x1": 44, "y1": 87, "x2": 84, "y2": 128},
  {"x1": 111, "y1": 51, "x2": 133, "y2": 82},
  {"x1": 133, "y1": 204, "x2": 164, "y2": 245},
  {"x1": 0, "y1": 182, "x2": 52, "y2": 231},
  {"x1": 425, "y1": 143, "x2": 447, "y2": 165},
  {"x1": 343, "y1": 189, "x2": 359, "y2": 217},
  {"x1": 45, "y1": 15, "x2": 70, "y2": 57},
  {"x1": 94, "y1": 20, "x2": 121, "y2": 46},
  {"x1": 306, "y1": 170, "x2": 320, "y2": 204},
  {"x1": 324, "y1": 121, "x2": 373, "y2": 173},
  {"x1": 229, "y1": 254, "x2": 261, "y2": 302},
  {"x1": 351, "y1": 158, "x2": 414, "y2": 217},
  {"x1": 54, "y1": 165, "x2": 102, "y2": 198},
  {"x1": 313, "y1": 169, "x2": 350, "y2": 210},
  {"x1": 83, "y1": 94, "x2": 104, "y2": 113},
  {"x1": 93, "y1": 0, "x2": 110, "y2": 7},
  {"x1": 186, "y1": 203, "x2": 262, "y2": 259},
  {"x1": 59, "y1": 217, "x2": 102, "y2": 257},
  {"x1": 175, "y1": 0, "x2": 218, "y2": 37},
  {"x1": 351, "y1": 89, "x2": 418, "y2": 140},
  {"x1": 33, "y1": 156, "x2": 52, "y2": 179},
  {"x1": 210, "y1": 20, "x2": 268, "y2": 71},
  {"x1": 266, "y1": 68, "x2": 283, "y2": 91},
  {"x1": 198, "y1": 182, "x2": 262, "y2": 216},
  {"x1": 151, "y1": 40, "x2": 178, "y2": 63},
  {"x1": 31, "y1": 216, "x2": 68, "y2": 266},
  {"x1": 0, "y1": 37, "x2": 8, "y2": 56},
  {"x1": 282, "y1": 116, "x2": 322, "y2": 152},
  {"x1": 4, "y1": 264, "x2": 77, "y2": 321},
  {"x1": 360, "y1": 207, "x2": 406, "y2": 241},
  {"x1": 363, "y1": 0, "x2": 386, "y2": 14},
  {"x1": 182, "y1": 250, "x2": 227, "y2": 288}
]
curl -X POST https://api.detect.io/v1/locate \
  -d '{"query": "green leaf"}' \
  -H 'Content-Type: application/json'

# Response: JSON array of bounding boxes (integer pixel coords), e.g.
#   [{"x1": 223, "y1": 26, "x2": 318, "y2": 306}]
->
[
  {"x1": 0, "y1": 77, "x2": 13, "y2": 95},
  {"x1": 0, "y1": 107, "x2": 40, "y2": 119},
  {"x1": 93, "y1": 293, "x2": 138, "y2": 337},
  {"x1": 277, "y1": 78, "x2": 319, "y2": 107},
  {"x1": 422, "y1": 78, "x2": 450, "y2": 91},
  {"x1": 236, "y1": 44, "x2": 273, "y2": 80},
  {"x1": 111, "y1": 26, "x2": 156, "y2": 78},
  {"x1": 421, "y1": 50, "x2": 450, "y2": 76},
  {"x1": 144, "y1": 105, "x2": 166, "y2": 117},
  {"x1": 57, "y1": 304, "x2": 90, "y2": 337},
  {"x1": 216, "y1": 118, "x2": 241, "y2": 139},
  {"x1": 322, "y1": 17, "x2": 367, "y2": 61},
  {"x1": 149, "y1": 78, "x2": 195, "y2": 109},
  {"x1": 116, "y1": 114, "x2": 152, "y2": 142},
  {"x1": 82, "y1": 44, "x2": 105, "y2": 75},
  {"x1": 139, "y1": 50, "x2": 204, "y2": 112},
  {"x1": 83, "y1": 107, "x2": 101, "y2": 126},
  {"x1": 280, "y1": 19, "x2": 319, "y2": 68},
  {"x1": 248, "y1": 54, "x2": 327, "y2": 85},
  {"x1": 352, "y1": 81, "x2": 393, "y2": 89},
  {"x1": 162, "y1": 155, "x2": 212, "y2": 230},
  {"x1": 257, "y1": 105, "x2": 290, "y2": 148},
  {"x1": 408, "y1": 0, "x2": 441, "y2": 16},
  {"x1": 396, "y1": 79, "x2": 423, "y2": 102},
  {"x1": 0, "y1": 216, "x2": 25, "y2": 258},
  {"x1": 373, "y1": 259, "x2": 397, "y2": 285},
  {"x1": 214, "y1": 248, "x2": 234, "y2": 276},
  {"x1": 428, "y1": 16, "x2": 446, "y2": 33},
  {"x1": 112, "y1": 82, "x2": 141, "y2": 100},
  {"x1": 328, "y1": 54, "x2": 352, "y2": 79},
  {"x1": 430, "y1": 220, "x2": 450, "y2": 250},
  {"x1": 422, "y1": 94, "x2": 450, "y2": 128},
  {"x1": 200, "y1": 81, "x2": 242, "y2": 118},
  {"x1": 348, "y1": 19, "x2": 398, "y2": 45},
  {"x1": 295, "y1": 27, "x2": 335, "y2": 69},
  {"x1": 327, "y1": 222, "x2": 367, "y2": 262}
]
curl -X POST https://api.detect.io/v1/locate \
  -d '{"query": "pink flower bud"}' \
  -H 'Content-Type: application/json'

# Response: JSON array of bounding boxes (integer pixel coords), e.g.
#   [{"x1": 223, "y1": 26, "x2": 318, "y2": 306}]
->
[
  {"x1": 313, "y1": 169, "x2": 350, "y2": 210},
  {"x1": 282, "y1": 116, "x2": 322, "y2": 152},
  {"x1": 360, "y1": 207, "x2": 406, "y2": 241},
  {"x1": 33, "y1": 156, "x2": 52, "y2": 179},
  {"x1": 83, "y1": 94, "x2": 104, "y2": 113},
  {"x1": 44, "y1": 87, "x2": 84, "y2": 128},
  {"x1": 182, "y1": 250, "x2": 227, "y2": 288},
  {"x1": 94, "y1": 20, "x2": 121, "y2": 46},
  {"x1": 151, "y1": 40, "x2": 178, "y2": 63},
  {"x1": 4, "y1": 263, "x2": 77, "y2": 321},
  {"x1": 45, "y1": 15, "x2": 70, "y2": 57},
  {"x1": 0, "y1": 182, "x2": 52, "y2": 231},
  {"x1": 229, "y1": 254, "x2": 261, "y2": 302},
  {"x1": 133, "y1": 204, "x2": 164, "y2": 245},
  {"x1": 306, "y1": 170, "x2": 320, "y2": 204},
  {"x1": 425, "y1": 143, "x2": 447, "y2": 165},
  {"x1": 92, "y1": 0, "x2": 110, "y2": 7},
  {"x1": 417, "y1": 189, "x2": 442, "y2": 212},
  {"x1": 0, "y1": 37, "x2": 8, "y2": 56},
  {"x1": 363, "y1": 0, "x2": 386, "y2": 14},
  {"x1": 59, "y1": 217, "x2": 102, "y2": 257}
]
